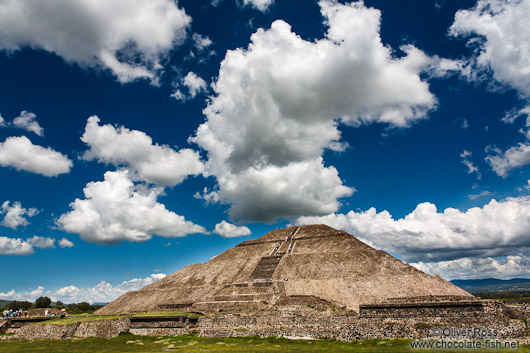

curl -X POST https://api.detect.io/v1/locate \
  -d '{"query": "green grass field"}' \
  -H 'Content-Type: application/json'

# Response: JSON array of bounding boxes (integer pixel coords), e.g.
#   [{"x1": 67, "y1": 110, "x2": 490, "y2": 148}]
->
[{"x1": 0, "y1": 333, "x2": 529, "y2": 353}]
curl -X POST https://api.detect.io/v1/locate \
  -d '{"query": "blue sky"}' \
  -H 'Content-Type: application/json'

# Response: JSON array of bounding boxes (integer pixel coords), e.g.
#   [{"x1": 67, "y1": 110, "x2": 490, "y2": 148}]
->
[{"x1": 1, "y1": 0, "x2": 530, "y2": 303}]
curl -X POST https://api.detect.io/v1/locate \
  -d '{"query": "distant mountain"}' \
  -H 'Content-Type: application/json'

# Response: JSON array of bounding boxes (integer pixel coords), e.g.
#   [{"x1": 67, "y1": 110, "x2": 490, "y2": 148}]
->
[
  {"x1": 451, "y1": 278, "x2": 530, "y2": 294},
  {"x1": 0, "y1": 299, "x2": 11, "y2": 306}
]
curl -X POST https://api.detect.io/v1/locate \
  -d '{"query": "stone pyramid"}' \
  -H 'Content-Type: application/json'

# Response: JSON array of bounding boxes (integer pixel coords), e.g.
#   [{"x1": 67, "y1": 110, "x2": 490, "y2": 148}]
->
[{"x1": 98, "y1": 225, "x2": 472, "y2": 314}]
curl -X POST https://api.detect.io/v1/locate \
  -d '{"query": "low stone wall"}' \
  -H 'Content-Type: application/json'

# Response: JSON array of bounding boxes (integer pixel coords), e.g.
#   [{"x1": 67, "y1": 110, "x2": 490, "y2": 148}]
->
[
  {"x1": 7, "y1": 301, "x2": 528, "y2": 341},
  {"x1": 15, "y1": 323, "x2": 75, "y2": 339},
  {"x1": 198, "y1": 318, "x2": 526, "y2": 340},
  {"x1": 360, "y1": 301, "x2": 485, "y2": 319},
  {"x1": 359, "y1": 300, "x2": 514, "y2": 323},
  {"x1": 74, "y1": 318, "x2": 130, "y2": 339}
]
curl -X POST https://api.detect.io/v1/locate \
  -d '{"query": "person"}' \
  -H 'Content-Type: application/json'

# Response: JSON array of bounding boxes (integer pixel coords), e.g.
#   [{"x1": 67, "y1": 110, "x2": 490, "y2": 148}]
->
[
  {"x1": 61, "y1": 309, "x2": 66, "y2": 319},
  {"x1": 44, "y1": 309, "x2": 48, "y2": 316}
]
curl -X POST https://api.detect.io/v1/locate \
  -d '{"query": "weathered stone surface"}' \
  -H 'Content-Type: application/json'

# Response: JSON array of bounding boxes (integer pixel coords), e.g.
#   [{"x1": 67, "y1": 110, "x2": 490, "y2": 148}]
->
[
  {"x1": 15, "y1": 323, "x2": 73, "y2": 339},
  {"x1": 8, "y1": 303, "x2": 527, "y2": 340},
  {"x1": 74, "y1": 318, "x2": 130, "y2": 338},
  {"x1": 97, "y1": 225, "x2": 472, "y2": 314}
]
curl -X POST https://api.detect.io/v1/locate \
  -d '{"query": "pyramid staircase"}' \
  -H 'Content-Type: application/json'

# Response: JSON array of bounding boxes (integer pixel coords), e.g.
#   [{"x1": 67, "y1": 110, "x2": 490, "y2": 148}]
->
[{"x1": 193, "y1": 227, "x2": 299, "y2": 311}]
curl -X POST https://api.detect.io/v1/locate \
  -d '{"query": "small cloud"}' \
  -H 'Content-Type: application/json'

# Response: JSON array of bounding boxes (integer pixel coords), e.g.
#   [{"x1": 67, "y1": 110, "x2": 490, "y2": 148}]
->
[
  {"x1": 241, "y1": 0, "x2": 274, "y2": 12},
  {"x1": 183, "y1": 72, "x2": 207, "y2": 98},
  {"x1": 460, "y1": 150, "x2": 481, "y2": 179},
  {"x1": 163, "y1": 242, "x2": 171, "y2": 247},
  {"x1": 13, "y1": 111, "x2": 44, "y2": 137},
  {"x1": 461, "y1": 118, "x2": 469, "y2": 130},
  {"x1": 467, "y1": 190, "x2": 494, "y2": 200},
  {"x1": 170, "y1": 89, "x2": 185, "y2": 101},
  {"x1": 0, "y1": 235, "x2": 55, "y2": 255},
  {"x1": 0, "y1": 114, "x2": 6, "y2": 127},
  {"x1": 153, "y1": 268, "x2": 162, "y2": 272},
  {"x1": 192, "y1": 33, "x2": 213, "y2": 51},
  {"x1": 170, "y1": 72, "x2": 207, "y2": 101},
  {"x1": 58, "y1": 238, "x2": 74, "y2": 248},
  {"x1": 502, "y1": 106, "x2": 530, "y2": 124},
  {"x1": 1, "y1": 200, "x2": 39, "y2": 229},
  {"x1": 214, "y1": 220, "x2": 251, "y2": 238}
]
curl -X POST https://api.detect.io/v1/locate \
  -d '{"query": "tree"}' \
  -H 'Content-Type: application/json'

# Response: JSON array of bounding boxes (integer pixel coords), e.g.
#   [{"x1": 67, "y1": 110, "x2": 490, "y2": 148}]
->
[
  {"x1": 77, "y1": 302, "x2": 91, "y2": 312},
  {"x1": 54, "y1": 301, "x2": 64, "y2": 309},
  {"x1": 35, "y1": 296, "x2": 51, "y2": 308},
  {"x1": 6, "y1": 301, "x2": 32, "y2": 311}
]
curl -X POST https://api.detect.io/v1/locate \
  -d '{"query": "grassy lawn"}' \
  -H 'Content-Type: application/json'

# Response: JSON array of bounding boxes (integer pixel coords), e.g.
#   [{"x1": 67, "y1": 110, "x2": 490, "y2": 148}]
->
[{"x1": 0, "y1": 333, "x2": 529, "y2": 352}]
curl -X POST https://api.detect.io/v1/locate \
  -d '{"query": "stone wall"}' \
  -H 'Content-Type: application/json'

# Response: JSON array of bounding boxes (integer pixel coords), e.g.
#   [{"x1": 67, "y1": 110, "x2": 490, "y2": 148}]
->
[
  {"x1": 7, "y1": 301, "x2": 528, "y2": 341},
  {"x1": 360, "y1": 301, "x2": 485, "y2": 319}
]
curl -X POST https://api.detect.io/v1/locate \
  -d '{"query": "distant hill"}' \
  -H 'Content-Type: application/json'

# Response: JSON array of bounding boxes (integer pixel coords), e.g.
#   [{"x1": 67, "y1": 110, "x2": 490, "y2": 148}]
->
[
  {"x1": 451, "y1": 278, "x2": 530, "y2": 294},
  {"x1": 0, "y1": 299, "x2": 12, "y2": 306}
]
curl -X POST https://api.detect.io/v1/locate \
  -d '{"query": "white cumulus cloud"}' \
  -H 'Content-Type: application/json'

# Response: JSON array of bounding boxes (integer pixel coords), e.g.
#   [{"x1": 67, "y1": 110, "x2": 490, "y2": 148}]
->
[
  {"x1": 450, "y1": 0, "x2": 530, "y2": 96},
  {"x1": 297, "y1": 196, "x2": 530, "y2": 262},
  {"x1": 412, "y1": 255, "x2": 530, "y2": 280},
  {"x1": 0, "y1": 273, "x2": 166, "y2": 303},
  {"x1": 214, "y1": 220, "x2": 251, "y2": 238},
  {"x1": 182, "y1": 72, "x2": 207, "y2": 98},
  {"x1": 486, "y1": 142, "x2": 530, "y2": 177},
  {"x1": 0, "y1": 0, "x2": 190, "y2": 83},
  {"x1": 12, "y1": 110, "x2": 43, "y2": 136},
  {"x1": 0, "y1": 236, "x2": 55, "y2": 255},
  {"x1": 0, "y1": 136, "x2": 72, "y2": 177},
  {"x1": 193, "y1": 0, "x2": 438, "y2": 222},
  {"x1": 192, "y1": 33, "x2": 213, "y2": 51},
  {"x1": 57, "y1": 170, "x2": 206, "y2": 245},
  {"x1": 58, "y1": 238, "x2": 75, "y2": 248},
  {"x1": 172, "y1": 72, "x2": 208, "y2": 101},
  {"x1": 1, "y1": 200, "x2": 39, "y2": 229},
  {"x1": 81, "y1": 116, "x2": 204, "y2": 186}
]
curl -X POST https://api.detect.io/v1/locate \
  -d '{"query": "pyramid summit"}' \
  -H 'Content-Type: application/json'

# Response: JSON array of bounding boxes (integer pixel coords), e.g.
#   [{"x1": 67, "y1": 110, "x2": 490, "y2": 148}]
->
[{"x1": 98, "y1": 224, "x2": 472, "y2": 314}]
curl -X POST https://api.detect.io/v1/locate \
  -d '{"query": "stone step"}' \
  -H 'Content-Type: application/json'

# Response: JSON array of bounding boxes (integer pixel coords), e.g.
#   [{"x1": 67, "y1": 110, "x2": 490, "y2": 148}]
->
[
  {"x1": 0, "y1": 320, "x2": 8, "y2": 333},
  {"x1": 193, "y1": 300, "x2": 269, "y2": 311},
  {"x1": 215, "y1": 286, "x2": 274, "y2": 296},
  {"x1": 211, "y1": 294, "x2": 274, "y2": 302},
  {"x1": 250, "y1": 255, "x2": 283, "y2": 280}
]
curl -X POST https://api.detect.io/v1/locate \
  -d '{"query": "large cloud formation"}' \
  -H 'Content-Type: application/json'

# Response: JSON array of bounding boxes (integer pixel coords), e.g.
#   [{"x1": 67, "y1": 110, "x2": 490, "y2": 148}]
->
[
  {"x1": 0, "y1": 0, "x2": 190, "y2": 83},
  {"x1": 450, "y1": 0, "x2": 530, "y2": 97},
  {"x1": 57, "y1": 170, "x2": 206, "y2": 245},
  {"x1": 0, "y1": 136, "x2": 72, "y2": 177},
  {"x1": 412, "y1": 255, "x2": 530, "y2": 280},
  {"x1": 82, "y1": 116, "x2": 204, "y2": 187},
  {"x1": 297, "y1": 195, "x2": 530, "y2": 263},
  {"x1": 192, "y1": 0, "x2": 437, "y2": 222}
]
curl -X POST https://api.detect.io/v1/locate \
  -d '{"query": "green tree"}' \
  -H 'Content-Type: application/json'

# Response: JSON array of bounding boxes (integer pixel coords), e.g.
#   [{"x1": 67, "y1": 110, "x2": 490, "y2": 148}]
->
[
  {"x1": 35, "y1": 296, "x2": 51, "y2": 308},
  {"x1": 77, "y1": 302, "x2": 91, "y2": 312},
  {"x1": 54, "y1": 301, "x2": 64, "y2": 309},
  {"x1": 6, "y1": 301, "x2": 32, "y2": 311}
]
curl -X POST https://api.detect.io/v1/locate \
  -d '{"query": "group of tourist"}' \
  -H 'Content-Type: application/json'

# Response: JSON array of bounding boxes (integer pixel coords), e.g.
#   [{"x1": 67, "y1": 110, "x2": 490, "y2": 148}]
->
[{"x1": 1, "y1": 309, "x2": 28, "y2": 319}]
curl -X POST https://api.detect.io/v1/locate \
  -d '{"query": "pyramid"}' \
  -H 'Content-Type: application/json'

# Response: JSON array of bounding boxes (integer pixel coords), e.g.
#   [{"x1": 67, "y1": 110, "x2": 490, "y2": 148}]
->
[{"x1": 97, "y1": 225, "x2": 472, "y2": 314}]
